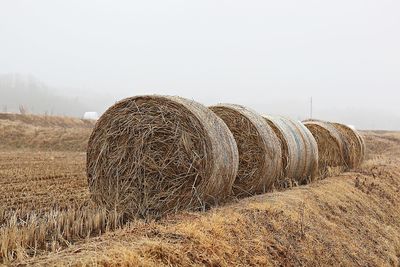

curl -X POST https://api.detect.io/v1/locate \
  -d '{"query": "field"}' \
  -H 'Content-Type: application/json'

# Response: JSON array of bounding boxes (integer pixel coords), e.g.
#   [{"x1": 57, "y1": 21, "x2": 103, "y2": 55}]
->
[{"x1": 1, "y1": 114, "x2": 400, "y2": 266}]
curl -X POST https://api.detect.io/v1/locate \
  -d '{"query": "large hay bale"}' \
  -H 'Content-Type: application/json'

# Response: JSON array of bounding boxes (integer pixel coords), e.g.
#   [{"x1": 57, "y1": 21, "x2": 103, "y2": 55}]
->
[
  {"x1": 331, "y1": 123, "x2": 365, "y2": 168},
  {"x1": 87, "y1": 95, "x2": 239, "y2": 219},
  {"x1": 303, "y1": 120, "x2": 346, "y2": 177},
  {"x1": 209, "y1": 104, "x2": 282, "y2": 197},
  {"x1": 264, "y1": 116, "x2": 318, "y2": 187}
]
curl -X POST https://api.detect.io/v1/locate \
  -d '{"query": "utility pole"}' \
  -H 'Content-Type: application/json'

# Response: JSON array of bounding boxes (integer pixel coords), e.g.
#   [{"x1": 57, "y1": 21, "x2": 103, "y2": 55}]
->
[{"x1": 310, "y1": 97, "x2": 313, "y2": 119}]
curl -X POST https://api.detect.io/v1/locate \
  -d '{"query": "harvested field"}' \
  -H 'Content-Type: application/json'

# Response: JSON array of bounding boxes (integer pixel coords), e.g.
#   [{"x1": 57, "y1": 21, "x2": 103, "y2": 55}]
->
[
  {"x1": 1, "y1": 114, "x2": 400, "y2": 266},
  {"x1": 0, "y1": 113, "x2": 94, "y2": 151},
  {"x1": 9, "y1": 131, "x2": 400, "y2": 266},
  {"x1": 0, "y1": 151, "x2": 89, "y2": 214},
  {"x1": 363, "y1": 130, "x2": 400, "y2": 158},
  {"x1": 0, "y1": 113, "x2": 95, "y2": 128},
  {"x1": 210, "y1": 104, "x2": 281, "y2": 197}
]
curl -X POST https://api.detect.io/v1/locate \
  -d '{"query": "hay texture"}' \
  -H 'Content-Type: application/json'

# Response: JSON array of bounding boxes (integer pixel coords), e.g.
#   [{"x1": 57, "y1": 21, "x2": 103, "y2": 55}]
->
[
  {"x1": 331, "y1": 123, "x2": 365, "y2": 168},
  {"x1": 359, "y1": 132, "x2": 367, "y2": 161},
  {"x1": 264, "y1": 116, "x2": 318, "y2": 187},
  {"x1": 303, "y1": 120, "x2": 346, "y2": 177},
  {"x1": 87, "y1": 95, "x2": 239, "y2": 219},
  {"x1": 209, "y1": 104, "x2": 282, "y2": 197}
]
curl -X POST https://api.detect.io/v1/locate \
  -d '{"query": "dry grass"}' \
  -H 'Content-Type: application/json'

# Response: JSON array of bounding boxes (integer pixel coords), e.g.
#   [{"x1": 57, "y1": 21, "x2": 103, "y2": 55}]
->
[
  {"x1": 363, "y1": 131, "x2": 400, "y2": 158},
  {"x1": 16, "y1": 131, "x2": 400, "y2": 266},
  {"x1": 0, "y1": 151, "x2": 89, "y2": 213},
  {"x1": 87, "y1": 96, "x2": 238, "y2": 220},
  {"x1": 0, "y1": 114, "x2": 120, "y2": 264},
  {"x1": 0, "y1": 114, "x2": 94, "y2": 151},
  {"x1": 0, "y1": 151, "x2": 127, "y2": 264},
  {"x1": 0, "y1": 113, "x2": 95, "y2": 128},
  {"x1": 0, "y1": 151, "x2": 127, "y2": 263},
  {"x1": 210, "y1": 104, "x2": 282, "y2": 197},
  {"x1": 0, "y1": 207, "x2": 123, "y2": 263}
]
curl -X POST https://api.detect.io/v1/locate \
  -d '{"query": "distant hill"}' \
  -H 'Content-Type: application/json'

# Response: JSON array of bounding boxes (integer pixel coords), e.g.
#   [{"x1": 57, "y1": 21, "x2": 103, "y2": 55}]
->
[{"x1": 0, "y1": 73, "x2": 89, "y2": 117}]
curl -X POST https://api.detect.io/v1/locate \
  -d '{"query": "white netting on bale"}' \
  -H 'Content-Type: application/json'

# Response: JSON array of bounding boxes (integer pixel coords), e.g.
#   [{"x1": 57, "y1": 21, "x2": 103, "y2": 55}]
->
[{"x1": 264, "y1": 116, "x2": 318, "y2": 187}]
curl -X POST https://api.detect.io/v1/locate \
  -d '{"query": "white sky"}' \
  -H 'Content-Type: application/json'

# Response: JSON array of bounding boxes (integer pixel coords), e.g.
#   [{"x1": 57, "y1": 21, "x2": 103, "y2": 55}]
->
[{"x1": 1, "y1": 0, "x2": 399, "y2": 129}]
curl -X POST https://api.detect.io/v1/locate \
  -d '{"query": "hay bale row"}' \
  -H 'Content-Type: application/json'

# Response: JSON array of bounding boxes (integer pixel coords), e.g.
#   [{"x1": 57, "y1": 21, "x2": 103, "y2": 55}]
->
[
  {"x1": 87, "y1": 95, "x2": 364, "y2": 219},
  {"x1": 303, "y1": 120, "x2": 365, "y2": 177},
  {"x1": 87, "y1": 95, "x2": 239, "y2": 219},
  {"x1": 264, "y1": 116, "x2": 318, "y2": 187},
  {"x1": 209, "y1": 104, "x2": 282, "y2": 197},
  {"x1": 332, "y1": 123, "x2": 365, "y2": 168},
  {"x1": 303, "y1": 120, "x2": 346, "y2": 176}
]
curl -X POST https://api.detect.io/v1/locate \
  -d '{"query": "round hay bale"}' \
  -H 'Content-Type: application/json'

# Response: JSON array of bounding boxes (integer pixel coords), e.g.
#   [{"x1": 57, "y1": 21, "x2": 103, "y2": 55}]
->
[
  {"x1": 331, "y1": 123, "x2": 365, "y2": 168},
  {"x1": 263, "y1": 116, "x2": 318, "y2": 187},
  {"x1": 359, "y1": 132, "x2": 367, "y2": 161},
  {"x1": 294, "y1": 122, "x2": 319, "y2": 181},
  {"x1": 303, "y1": 120, "x2": 346, "y2": 177},
  {"x1": 87, "y1": 95, "x2": 239, "y2": 219},
  {"x1": 209, "y1": 104, "x2": 282, "y2": 197}
]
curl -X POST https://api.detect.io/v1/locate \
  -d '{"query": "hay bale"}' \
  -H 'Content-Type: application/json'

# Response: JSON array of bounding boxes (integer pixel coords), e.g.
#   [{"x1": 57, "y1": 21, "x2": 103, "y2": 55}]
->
[
  {"x1": 87, "y1": 95, "x2": 239, "y2": 219},
  {"x1": 264, "y1": 116, "x2": 318, "y2": 187},
  {"x1": 359, "y1": 132, "x2": 367, "y2": 161},
  {"x1": 295, "y1": 122, "x2": 320, "y2": 181},
  {"x1": 331, "y1": 123, "x2": 365, "y2": 168},
  {"x1": 209, "y1": 104, "x2": 281, "y2": 197},
  {"x1": 303, "y1": 120, "x2": 346, "y2": 177}
]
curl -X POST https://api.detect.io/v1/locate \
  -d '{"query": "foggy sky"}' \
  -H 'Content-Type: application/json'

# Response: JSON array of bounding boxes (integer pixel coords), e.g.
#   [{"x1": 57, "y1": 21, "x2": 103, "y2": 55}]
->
[{"x1": 1, "y1": 1, "x2": 400, "y2": 129}]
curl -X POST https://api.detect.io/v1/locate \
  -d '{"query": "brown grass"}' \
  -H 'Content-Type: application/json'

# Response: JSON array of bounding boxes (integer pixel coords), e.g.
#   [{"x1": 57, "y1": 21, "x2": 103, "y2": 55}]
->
[
  {"x1": 210, "y1": 104, "x2": 282, "y2": 197},
  {"x1": 0, "y1": 207, "x2": 123, "y2": 263},
  {"x1": 87, "y1": 96, "x2": 239, "y2": 220},
  {"x1": 0, "y1": 113, "x2": 95, "y2": 128},
  {"x1": 0, "y1": 114, "x2": 93, "y2": 151},
  {"x1": 0, "y1": 151, "x2": 126, "y2": 264},
  {"x1": 16, "y1": 131, "x2": 400, "y2": 266},
  {"x1": 0, "y1": 151, "x2": 88, "y2": 213},
  {"x1": 0, "y1": 114, "x2": 122, "y2": 264}
]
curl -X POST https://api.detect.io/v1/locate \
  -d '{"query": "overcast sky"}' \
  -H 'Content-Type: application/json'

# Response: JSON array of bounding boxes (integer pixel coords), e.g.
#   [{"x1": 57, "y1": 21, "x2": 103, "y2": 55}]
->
[{"x1": 1, "y1": 1, "x2": 399, "y2": 129}]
